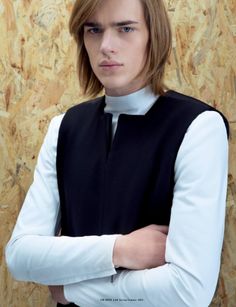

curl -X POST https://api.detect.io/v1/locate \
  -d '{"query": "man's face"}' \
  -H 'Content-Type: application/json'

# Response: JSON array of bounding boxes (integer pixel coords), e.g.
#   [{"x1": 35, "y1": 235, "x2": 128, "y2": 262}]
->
[{"x1": 83, "y1": 0, "x2": 149, "y2": 96}]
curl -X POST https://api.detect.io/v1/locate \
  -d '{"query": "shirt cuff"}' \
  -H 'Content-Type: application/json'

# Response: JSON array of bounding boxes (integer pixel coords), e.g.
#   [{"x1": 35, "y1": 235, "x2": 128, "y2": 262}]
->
[{"x1": 63, "y1": 234, "x2": 120, "y2": 296}]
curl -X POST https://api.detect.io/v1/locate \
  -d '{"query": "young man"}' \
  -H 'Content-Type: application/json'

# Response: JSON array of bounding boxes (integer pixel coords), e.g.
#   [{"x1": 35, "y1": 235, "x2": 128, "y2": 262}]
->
[{"x1": 6, "y1": 0, "x2": 229, "y2": 306}]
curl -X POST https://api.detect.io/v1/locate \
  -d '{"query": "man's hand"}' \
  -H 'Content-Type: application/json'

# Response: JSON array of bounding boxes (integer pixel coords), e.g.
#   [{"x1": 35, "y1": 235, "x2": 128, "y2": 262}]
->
[
  {"x1": 113, "y1": 224, "x2": 168, "y2": 270},
  {"x1": 48, "y1": 285, "x2": 70, "y2": 305}
]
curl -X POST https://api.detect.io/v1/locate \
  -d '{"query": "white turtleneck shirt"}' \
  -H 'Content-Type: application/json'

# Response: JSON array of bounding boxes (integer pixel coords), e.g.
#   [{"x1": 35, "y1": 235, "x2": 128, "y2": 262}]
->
[
  {"x1": 105, "y1": 86, "x2": 158, "y2": 137},
  {"x1": 5, "y1": 87, "x2": 228, "y2": 307}
]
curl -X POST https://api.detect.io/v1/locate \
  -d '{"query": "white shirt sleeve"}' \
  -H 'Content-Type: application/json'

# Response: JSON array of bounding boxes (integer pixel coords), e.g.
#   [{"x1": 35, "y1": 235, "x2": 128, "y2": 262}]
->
[
  {"x1": 63, "y1": 111, "x2": 229, "y2": 307},
  {"x1": 5, "y1": 115, "x2": 118, "y2": 285}
]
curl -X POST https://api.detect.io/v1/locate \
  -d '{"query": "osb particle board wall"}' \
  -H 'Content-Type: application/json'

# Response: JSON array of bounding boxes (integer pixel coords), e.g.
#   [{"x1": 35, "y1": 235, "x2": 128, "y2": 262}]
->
[{"x1": 0, "y1": 0, "x2": 235, "y2": 306}]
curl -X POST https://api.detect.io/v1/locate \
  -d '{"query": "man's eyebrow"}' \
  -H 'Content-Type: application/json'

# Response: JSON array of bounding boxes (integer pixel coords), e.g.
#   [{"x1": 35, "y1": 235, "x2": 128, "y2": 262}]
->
[
  {"x1": 84, "y1": 20, "x2": 139, "y2": 27},
  {"x1": 112, "y1": 20, "x2": 139, "y2": 26},
  {"x1": 84, "y1": 22, "x2": 101, "y2": 27}
]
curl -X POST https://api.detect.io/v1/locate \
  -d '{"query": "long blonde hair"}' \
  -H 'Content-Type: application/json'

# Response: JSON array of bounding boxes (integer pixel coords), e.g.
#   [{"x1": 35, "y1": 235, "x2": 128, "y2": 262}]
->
[{"x1": 69, "y1": 0, "x2": 172, "y2": 97}]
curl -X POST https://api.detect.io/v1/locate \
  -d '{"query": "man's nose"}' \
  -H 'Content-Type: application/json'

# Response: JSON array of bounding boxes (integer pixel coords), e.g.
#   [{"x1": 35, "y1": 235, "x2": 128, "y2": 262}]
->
[{"x1": 100, "y1": 30, "x2": 116, "y2": 55}]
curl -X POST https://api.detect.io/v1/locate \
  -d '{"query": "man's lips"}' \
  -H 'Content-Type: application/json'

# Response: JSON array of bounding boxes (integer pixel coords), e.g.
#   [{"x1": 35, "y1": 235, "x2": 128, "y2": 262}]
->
[{"x1": 99, "y1": 60, "x2": 123, "y2": 67}]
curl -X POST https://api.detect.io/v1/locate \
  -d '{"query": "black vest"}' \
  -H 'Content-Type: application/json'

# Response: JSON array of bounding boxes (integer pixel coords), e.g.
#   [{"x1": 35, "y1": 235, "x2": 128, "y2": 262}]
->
[
  {"x1": 56, "y1": 91, "x2": 228, "y2": 307},
  {"x1": 57, "y1": 92, "x2": 228, "y2": 236}
]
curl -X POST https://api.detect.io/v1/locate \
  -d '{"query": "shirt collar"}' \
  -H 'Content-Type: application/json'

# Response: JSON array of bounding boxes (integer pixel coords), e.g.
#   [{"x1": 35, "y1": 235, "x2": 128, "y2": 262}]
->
[{"x1": 104, "y1": 86, "x2": 159, "y2": 115}]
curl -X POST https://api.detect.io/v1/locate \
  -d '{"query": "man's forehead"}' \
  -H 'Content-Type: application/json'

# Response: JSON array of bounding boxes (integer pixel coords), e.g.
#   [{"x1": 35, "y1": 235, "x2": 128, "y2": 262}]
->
[{"x1": 86, "y1": 0, "x2": 145, "y2": 24}]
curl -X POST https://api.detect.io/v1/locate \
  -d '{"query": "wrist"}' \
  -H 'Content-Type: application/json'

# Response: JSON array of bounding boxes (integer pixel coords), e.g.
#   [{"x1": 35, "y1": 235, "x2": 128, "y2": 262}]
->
[{"x1": 112, "y1": 235, "x2": 125, "y2": 268}]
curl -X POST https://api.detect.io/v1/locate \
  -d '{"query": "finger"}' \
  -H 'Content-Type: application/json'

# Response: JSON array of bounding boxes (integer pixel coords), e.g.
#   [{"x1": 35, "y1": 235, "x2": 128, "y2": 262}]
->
[
  {"x1": 146, "y1": 224, "x2": 169, "y2": 234},
  {"x1": 48, "y1": 286, "x2": 53, "y2": 293}
]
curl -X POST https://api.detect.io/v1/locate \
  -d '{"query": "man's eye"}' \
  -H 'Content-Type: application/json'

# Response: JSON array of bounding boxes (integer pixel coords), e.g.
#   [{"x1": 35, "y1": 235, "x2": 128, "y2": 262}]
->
[
  {"x1": 87, "y1": 27, "x2": 101, "y2": 34},
  {"x1": 120, "y1": 26, "x2": 134, "y2": 33}
]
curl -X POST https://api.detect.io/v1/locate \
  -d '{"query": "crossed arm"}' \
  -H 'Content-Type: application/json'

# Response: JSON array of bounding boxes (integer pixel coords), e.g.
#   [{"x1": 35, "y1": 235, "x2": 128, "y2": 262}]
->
[
  {"x1": 49, "y1": 224, "x2": 168, "y2": 304},
  {"x1": 5, "y1": 111, "x2": 228, "y2": 307}
]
